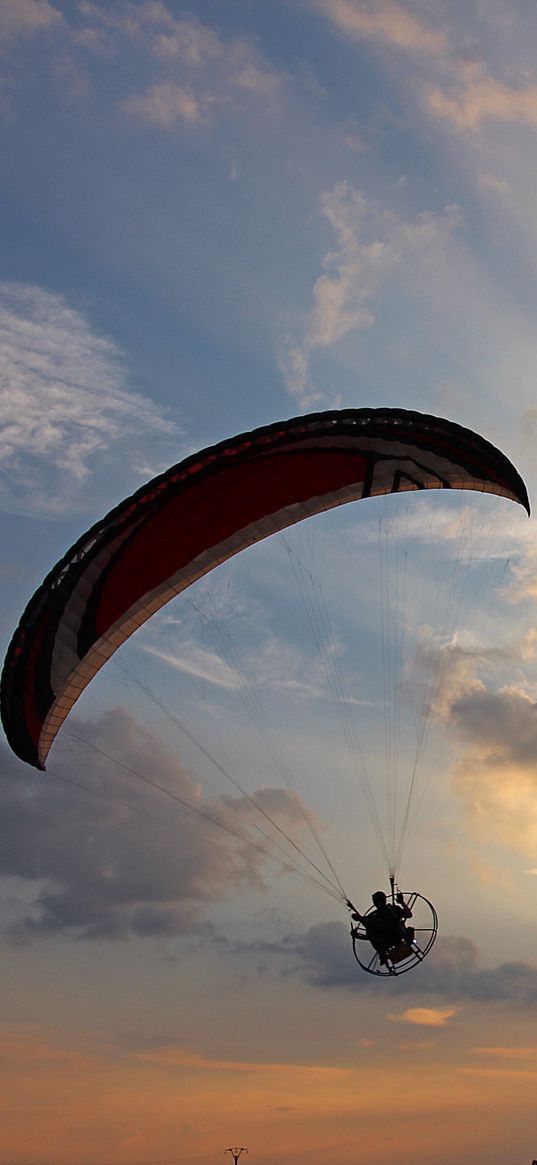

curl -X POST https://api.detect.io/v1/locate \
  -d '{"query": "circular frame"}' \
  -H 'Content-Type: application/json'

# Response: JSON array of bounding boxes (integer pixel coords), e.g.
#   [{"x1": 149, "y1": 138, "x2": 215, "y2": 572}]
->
[{"x1": 351, "y1": 890, "x2": 438, "y2": 977}]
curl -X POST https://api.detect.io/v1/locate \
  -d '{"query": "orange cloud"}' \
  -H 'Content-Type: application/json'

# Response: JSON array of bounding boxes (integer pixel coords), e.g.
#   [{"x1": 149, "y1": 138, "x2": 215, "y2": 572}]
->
[
  {"x1": 470, "y1": 1046, "x2": 537, "y2": 1059},
  {"x1": 0, "y1": 1024, "x2": 100, "y2": 1069},
  {"x1": 135, "y1": 1045, "x2": 350, "y2": 1077},
  {"x1": 387, "y1": 1008, "x2": 457, "y2": 1026},
  {"x1": 460, "y1": 1066, "x2": 537, "y2": 1079},
  {"x1": 398, "y1": 1048, "x2": 435, "y2": 1057}
]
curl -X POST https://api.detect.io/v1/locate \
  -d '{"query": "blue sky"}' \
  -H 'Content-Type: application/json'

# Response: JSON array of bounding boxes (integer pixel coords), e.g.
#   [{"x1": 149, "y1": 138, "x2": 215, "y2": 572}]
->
[{"x1": 3, "y1": 3, "x2": 537, "y2": 1164}]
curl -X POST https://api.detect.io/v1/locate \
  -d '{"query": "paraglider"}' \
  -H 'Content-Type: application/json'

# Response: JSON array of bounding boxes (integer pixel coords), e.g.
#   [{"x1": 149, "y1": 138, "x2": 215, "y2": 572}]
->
[
  {"x1": 0, "y1": 407, "x2": 529, "y2": 976},
  {"x1": 348, "y1": 881, "x2": 438, "y2": 977}
]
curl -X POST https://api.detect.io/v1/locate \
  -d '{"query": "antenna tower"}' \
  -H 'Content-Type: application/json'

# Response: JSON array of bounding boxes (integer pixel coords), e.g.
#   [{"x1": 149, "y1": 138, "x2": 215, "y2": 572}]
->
[{"x1": 225, "y1": 1149, "x2": 248, "y2": 1165}]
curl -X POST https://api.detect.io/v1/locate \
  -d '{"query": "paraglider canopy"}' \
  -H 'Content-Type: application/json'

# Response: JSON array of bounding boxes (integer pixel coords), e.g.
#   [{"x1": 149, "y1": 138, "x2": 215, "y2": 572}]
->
[{"x1": 1, "y1": 407, "x2": 529, "y2": 771}]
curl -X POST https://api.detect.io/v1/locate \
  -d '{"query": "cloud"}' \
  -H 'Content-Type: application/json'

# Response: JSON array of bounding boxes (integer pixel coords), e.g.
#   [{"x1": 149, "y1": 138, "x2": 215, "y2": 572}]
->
[
  {"x1": 219, "y1": 786, "x2": 311, "y2": 835},
  {"x1": 234, "y1": 922, "x2": 537, "y2": 1004},
  {"x1": 80, "y1": 4, "x2": 282, "y2": 124},
  {"x1": 311, "y1": 0, "x2": 537, "y2": 145},
  {"x1": 398, "y1": 1039, "x2": 434, "y2": 1049},
  {"x1": 459, "y1": 1065, "x2": 537, "y2": 1079},
  {"x1": 0, "y1": 282, "x2": 175, "y2": 515},
  {"x1": 0, "y1": 1024, "x2": 93, "y2": 1067},
  {"x1": 2, "y1": 3, "x2": 282, "y2": 126},
  {"x1": 504, "y1": 538, "x2": 537, "y2": 601},
  {"x1": 448, "y1": 683, "x2": 537, "y2": 856},
  {"x1": 280, "y1": 182, "x2": 460, "y2": 405},
  {"x1": 122, "y1": 80, "x2": 202, "y2": 126},
  {"x1": 141, "y1": 643, "x2": 240, "y2": 689},
  {"x1": 451, "y1": 683, "x2": 537, "y2": 763},
  {"x1": 401, "y1": 603, "x2": 537, "y2": 857},
  {"x1": 285, "y1": 925, "x2": 479, "y2": 991},
  {"x1": 0, "y1": 0, "x2": 62, "y2": 42},
  {"x1": 0, "y1": 710, "x2": 311, "y2": 940},
  {"x1": 139, "y1": 611, "x2": 334, "y2": 699},
  {"x1": 136, "y1": 1044, "x2": 347, "y2": 1076},
  {"x1": 150, "y1": 8, "x2": 224, "y2": 66},
  {"x1": 427, "y1": 65, "x2": 537, "y2": 131},
  {"x1": 310, "y1": 0, "x2": 446, "y2": 55},
  {"x1": 149, "y1": 8, "x2": 282, "y2": 102},
  {"x1": 307, "y1": 185, "x2": 380, "y2": 348},
  {"x1": 470, "y1": 1046, "x2": 537, "y2": 1059},
  {"x1": 477, "y1": 169, "x2": 511, "y2": 194},
  {"x1": 387, "y1": 1007, "x2": 457, "y2": 1026},
  {"x1": 404, "y1": 629, "x2": 529, "y2": 724}
]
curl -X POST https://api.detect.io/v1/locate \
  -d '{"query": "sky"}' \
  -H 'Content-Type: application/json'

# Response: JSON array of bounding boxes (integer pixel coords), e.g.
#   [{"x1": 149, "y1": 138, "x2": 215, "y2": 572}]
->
[{"x1": 4, "y1": 1, "x2": 537, "y2": 1163}]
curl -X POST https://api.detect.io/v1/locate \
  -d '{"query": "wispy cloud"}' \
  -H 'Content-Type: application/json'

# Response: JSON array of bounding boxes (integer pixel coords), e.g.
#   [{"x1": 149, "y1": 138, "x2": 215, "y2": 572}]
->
[
  {"x1": 470, "y1": 1045, "x2": 537, "y2": 1059},
  {"x1": 0, "y1": 1024, "x2": 93, "y2": 1067},
  {"x1": 310, "y1": 0, "x2": 446, "y2": 55},
  {"x1": 141, "y1": 643, "x2": 240, "y2": 690},
  {"x1": 0, "y1": 282, "x2": 175, "y2": 515},
  {"x1": 136, "y1": 1044, "x2": 348, "y2": 1075},
  {"x1": 139, "y1": 621, "x2": 333, "y2": 699},
  {"x1": 281, "y1": 182, "x2": 460, "y2": 405},
  {"x1": 459, "y1": 1065, "x2": 537, "y2": 1078}
]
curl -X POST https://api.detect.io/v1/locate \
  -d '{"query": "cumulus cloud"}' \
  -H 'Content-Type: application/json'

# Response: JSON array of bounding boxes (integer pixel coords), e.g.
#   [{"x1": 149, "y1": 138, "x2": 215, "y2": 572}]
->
[
  {"x1": 404, "y1": 627, "x2": 533, "y2": 724},
  {"x1": 0, "y1": 710, "x2": 310, "y2": 940},
  {"x1": 505, "y1": 539, "x2": 537, "y2": 601},
  {"x1": 398, "y1": 593, "x2": 537, "y2": 857},
  {"x1": 280, "y1": 182, "x2": 460, "y2": 405},
  {"x1": 0, "y1": 282, "x2": 175, "y2": 515},
  {"x1": 224, "y1": 923, "x2": 537, "y2": 1005},
  {"x1": 448, "y1": 683, "x2": 537, "y2": 855},
  {"x1": 451, "y1": 683, "x2": 537, "y2": 761}
]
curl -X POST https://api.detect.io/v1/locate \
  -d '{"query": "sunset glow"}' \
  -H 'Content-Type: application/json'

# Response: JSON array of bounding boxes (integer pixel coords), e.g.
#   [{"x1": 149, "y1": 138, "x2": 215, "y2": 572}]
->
[{"x1": 2, "y1": 3, "x2": 537, "y2": 1164}]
